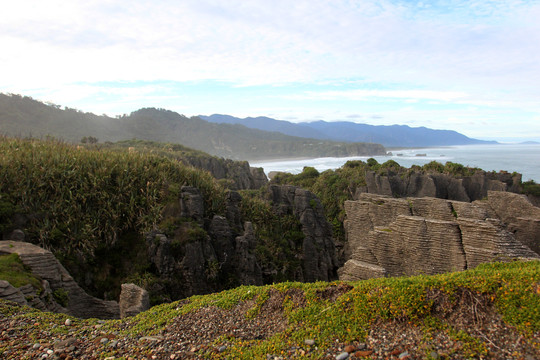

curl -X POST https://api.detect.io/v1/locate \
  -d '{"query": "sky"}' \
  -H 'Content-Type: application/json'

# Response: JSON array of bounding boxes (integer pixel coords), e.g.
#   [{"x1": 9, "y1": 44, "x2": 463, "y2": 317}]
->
[{"x1": 1, "y1": 0, "x2": 540, "y2": 142}]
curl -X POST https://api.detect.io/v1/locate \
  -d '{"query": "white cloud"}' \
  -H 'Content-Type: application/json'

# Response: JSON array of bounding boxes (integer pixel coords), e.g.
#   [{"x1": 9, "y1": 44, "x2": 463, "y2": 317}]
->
[
  {"x1": 290, "y1": 89, "x2": 469, "y2": 102},
  {"x1": 1, "y1": 0, "x2": 540, "y2": 139}
]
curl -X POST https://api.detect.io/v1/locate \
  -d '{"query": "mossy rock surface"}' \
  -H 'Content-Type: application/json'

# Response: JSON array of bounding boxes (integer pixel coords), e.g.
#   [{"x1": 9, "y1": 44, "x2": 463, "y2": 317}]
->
[{"x1": 0, "y1": 253, "x2": 42, "y2": 290}]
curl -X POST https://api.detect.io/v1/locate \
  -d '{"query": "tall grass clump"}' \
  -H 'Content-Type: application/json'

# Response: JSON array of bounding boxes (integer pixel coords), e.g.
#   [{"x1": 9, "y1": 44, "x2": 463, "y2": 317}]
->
[{"x1": 0, "y1": 136, "x2": 227, "y2": 258}]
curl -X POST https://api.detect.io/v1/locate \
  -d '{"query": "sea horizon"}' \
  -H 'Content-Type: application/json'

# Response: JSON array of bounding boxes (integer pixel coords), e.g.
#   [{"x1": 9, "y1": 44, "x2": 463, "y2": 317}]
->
[{"x1": 251, "y1": 143, "x2": 540, "y2": 183}]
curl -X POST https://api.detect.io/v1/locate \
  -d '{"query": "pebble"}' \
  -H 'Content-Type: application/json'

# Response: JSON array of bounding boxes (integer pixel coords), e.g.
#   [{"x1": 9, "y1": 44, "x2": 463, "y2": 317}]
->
[
  {"x1": 304, "y1": 339, "x2": 315, "y2": 346},
  {"x1": 399, "y1": 351, "x2": 410, "y2": 359},
  {"x1": 140, "y1": 336, "x2": 164, "y2": 341},
  {"x1": 100, "y1": 337, "x2": 109, "y2": 344},
  {"x1": 336, "y1": 352, "x2": 349, "y2": 360},
  {"x1": 218, "y1": 345, "x2": 227, "y2": 352},
  {"x1": 33, "y1": 343, "x2": 41, "y2": 350},
  {"x1": 112, "y1": 340, "x2": 120, "y2": 347},
  {"x1": 355, "y1": 350, "x2": 373, "y2": 357},
  {"x1": 64, "y1": 319, "x2": 72, "y2": 326}
]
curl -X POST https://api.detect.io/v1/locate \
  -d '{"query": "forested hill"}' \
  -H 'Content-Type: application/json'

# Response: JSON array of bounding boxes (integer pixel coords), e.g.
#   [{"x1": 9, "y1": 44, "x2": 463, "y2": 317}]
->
[
  {"x1": 0, "y1": 93, "x2": 386, "y2": 160},
  {"x1": 201, "y1": 114, "x2": 496, "y2": 147}
]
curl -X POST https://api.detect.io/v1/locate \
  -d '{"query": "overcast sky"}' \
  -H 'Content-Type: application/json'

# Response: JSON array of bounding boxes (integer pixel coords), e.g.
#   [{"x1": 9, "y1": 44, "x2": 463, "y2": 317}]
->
[{"x1": 2, "y1": 0, "x2": 540, "y2": 141}]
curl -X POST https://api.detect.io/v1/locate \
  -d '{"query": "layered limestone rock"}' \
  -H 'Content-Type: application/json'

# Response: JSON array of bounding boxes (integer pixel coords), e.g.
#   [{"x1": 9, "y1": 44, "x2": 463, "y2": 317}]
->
[
  {"x1": 0, "y1": 280, "x2": 28, "y2": 305},
  {"x1": 0, "y1": 240, "x2": 119, "y2": 318},
  {"x1": 0, "y1": 242, "x2": 152, "y2": 318},
  {"x1": 233, "y1": 222, "x2": 263, "y2": 285},
  {"x1": 145, "y1": 186, "x2": 261, "y2": 300},
  {"x1": 339, "y1": 194, "x2": 539, "y2": 281},
  {"x1": 480, "y1": 191, "x2": 540, "y2": 255},
  {"x1": 356, "y1": 171, "x2": 521, "y2": 202}
]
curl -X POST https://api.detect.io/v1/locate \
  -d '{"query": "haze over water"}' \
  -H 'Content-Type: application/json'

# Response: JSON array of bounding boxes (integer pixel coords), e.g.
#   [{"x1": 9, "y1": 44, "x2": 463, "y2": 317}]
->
[{"x1": 252, "y1": 144, "x2": 540, "y2": 183}]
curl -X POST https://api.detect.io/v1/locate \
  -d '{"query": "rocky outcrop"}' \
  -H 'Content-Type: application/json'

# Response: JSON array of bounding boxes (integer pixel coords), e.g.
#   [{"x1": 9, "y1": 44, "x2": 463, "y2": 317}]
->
[
  {"x1": 0, "y1": 240, "x2": 120, "y2": 318},
  {"x1": 250, "y1": 167, "x2": 269, "y2": 189},
  {"x1": 0, "y1": 280, "x2": 29, "y2": 305},
  {"x1": 268, "y1": 185, "x2": 339, "y2": 282},
  {"x1": 339, "y1": 194, "x2": 539, "y2": 281},
  {"x1": 181, "y1": 156, "x2": 268, "y2": 190},
  {"x1": 357, "y1": 170, "x2": 522, "y2": 202},
  {"x1": 0, "y1": 242, "x2": 151, "y2": 318},
  {"x1": 233, "y1": 222, "x2": 263, "y2": 285},
  {"x1": 145, "y1": 185, "x2": 338, "y2": 301},
  {"x1": 145, "y1": 186, "x2": 260, "y2": 300},
  {"x1": 342, "y1": 194, "x2": 412, "y2": 259},
  {"x1": 479, "y1": 191, "x2": 540, "y2": 255}
]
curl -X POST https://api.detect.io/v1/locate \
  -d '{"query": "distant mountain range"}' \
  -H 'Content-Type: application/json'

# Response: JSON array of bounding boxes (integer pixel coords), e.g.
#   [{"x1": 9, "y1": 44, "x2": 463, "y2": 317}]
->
[
  {"x1": 0, "y1": 93, "x2": 385, "y2": 160},
  {"x1": 200, "y1": 114, "x2": 496, "y2": 147}
]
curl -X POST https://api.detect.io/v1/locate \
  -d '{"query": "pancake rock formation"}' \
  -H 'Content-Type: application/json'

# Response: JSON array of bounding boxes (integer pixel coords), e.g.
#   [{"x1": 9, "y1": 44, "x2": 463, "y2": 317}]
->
[{"x1": 339, "y1": 192, "x2": 539, "y2": 281}]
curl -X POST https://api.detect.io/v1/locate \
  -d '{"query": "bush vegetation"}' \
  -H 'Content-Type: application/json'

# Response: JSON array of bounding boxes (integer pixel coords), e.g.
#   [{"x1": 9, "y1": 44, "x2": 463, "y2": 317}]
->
[
  {"x1": 0, "y1": 136, "x2": 230, "y2": 298},
  {"x1": 0, "y1": 136, "x2": 227, "y2": 257}
]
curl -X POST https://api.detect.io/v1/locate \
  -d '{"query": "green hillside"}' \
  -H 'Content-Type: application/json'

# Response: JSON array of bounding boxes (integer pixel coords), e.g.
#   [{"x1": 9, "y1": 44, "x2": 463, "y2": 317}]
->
[
  {"x1": 1, "y1": 260, "x2": 538, "y2": 359},
  {"x1": 0, "y1": 93, "x2": 386, "y2": 160}
]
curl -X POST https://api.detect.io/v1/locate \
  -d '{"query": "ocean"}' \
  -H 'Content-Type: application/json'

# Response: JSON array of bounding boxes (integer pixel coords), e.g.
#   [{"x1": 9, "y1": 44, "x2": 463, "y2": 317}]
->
[{"x1": 251, "y1": 144, "x2": 540, "y2": 183}]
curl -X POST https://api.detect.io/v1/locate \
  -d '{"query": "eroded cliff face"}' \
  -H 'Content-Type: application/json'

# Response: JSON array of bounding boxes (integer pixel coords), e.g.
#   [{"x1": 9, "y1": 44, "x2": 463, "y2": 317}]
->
[
  {"x1": 268, "y1": 185, "x2": 339, "y2": 282},
  {"x1": 144, "y1": 185, "x2": 338, "y2": 301},
  {"x1": 339, "y1": 192, "x2": 539, "y2": 281},
  {"x1": 358, "y1": 170, "x2": 521, "y2": 202},
  {"x1": 180, "y1": 156, "x2": 268, "y2": 190}
]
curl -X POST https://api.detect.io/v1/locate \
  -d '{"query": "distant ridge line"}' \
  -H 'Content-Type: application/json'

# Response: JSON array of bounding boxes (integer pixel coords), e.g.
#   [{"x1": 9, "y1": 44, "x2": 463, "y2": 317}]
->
[{"x1": 200, "y1": 114, "x2": 497, "y2": 148}]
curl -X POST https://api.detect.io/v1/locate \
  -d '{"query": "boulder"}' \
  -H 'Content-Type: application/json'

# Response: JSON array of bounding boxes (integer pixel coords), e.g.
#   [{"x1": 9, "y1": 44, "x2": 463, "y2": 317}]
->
[{"x1": 119, "y1": 283, "x2": 150, "y2": 318}]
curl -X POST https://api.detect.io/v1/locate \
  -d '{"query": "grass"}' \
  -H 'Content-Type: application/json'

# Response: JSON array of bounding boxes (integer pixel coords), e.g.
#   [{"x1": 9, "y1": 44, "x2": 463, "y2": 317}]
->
[
  {"x1": 0, "y1": 253, "x2": 42, "y2": 290},
  {"x1": 1, "y1": 260, "x2": 538, "y2": 359}
]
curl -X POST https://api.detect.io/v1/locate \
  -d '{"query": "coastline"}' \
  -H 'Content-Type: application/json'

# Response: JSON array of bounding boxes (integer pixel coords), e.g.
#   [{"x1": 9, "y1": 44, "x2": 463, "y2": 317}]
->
[{"x1": 249, "y1": 143, "x2": 540, "y2": 182}]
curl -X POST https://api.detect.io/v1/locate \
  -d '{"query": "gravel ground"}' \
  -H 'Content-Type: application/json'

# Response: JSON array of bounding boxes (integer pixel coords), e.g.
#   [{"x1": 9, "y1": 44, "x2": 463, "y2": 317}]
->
[{"x1": 1, "y1": 286, "x2": 538, "y2": 360}]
